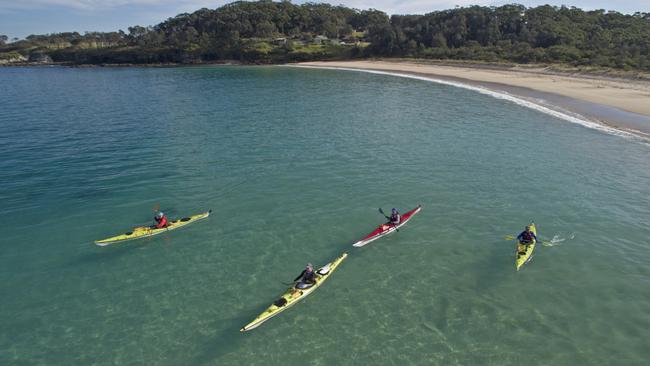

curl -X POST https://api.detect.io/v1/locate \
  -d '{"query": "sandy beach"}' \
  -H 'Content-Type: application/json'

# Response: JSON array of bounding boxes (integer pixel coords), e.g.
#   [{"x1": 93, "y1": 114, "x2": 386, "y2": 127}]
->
[{"x1": 298, "y1": 60, "x2": 650, "y2": 137}]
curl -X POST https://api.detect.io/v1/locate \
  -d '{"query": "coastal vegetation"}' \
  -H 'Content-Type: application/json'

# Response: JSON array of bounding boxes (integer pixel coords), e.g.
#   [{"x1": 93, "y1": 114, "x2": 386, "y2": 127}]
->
[{"x1": 1, "y1": 1, "x2": 649, "y2": 70}]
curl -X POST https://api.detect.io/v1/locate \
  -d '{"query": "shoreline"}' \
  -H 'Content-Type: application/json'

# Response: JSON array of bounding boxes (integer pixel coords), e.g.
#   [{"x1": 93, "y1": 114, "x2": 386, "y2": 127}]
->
[
  {"x1": 4, "y1": 59, "x2": 649, "y2": 139},
  {"x1": 297, "y1": 60, "x2": 650, "y2": 139}
]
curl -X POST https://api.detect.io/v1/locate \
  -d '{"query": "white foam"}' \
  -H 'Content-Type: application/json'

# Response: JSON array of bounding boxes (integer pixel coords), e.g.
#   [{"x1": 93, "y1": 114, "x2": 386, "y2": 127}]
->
[{"x1": 289, "y1": 65, "x2": 648, "y2": 142}]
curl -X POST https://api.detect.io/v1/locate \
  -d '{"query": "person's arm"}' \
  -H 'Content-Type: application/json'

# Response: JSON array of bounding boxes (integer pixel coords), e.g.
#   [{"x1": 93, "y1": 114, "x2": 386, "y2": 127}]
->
[
  {"x1": 293, "y1": 270, "x2": 306, "y2": 282},
  {"x1": 531, "y1": 232, "x2": 538, "y2": 241},
  {"x1": 516, "y1": 232, "x2": 524, "y2": 241}
]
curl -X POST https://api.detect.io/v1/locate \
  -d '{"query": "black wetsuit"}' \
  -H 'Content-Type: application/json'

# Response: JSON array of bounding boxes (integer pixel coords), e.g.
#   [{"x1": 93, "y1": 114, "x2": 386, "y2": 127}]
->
[{"x1": 294, "y1": 269, "x2": 316, "y2": 284}]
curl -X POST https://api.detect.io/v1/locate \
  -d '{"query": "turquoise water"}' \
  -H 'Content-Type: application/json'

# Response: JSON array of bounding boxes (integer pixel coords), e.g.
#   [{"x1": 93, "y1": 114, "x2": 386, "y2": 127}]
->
[{"x1": 1, "y1": 66, "x2": 649, "y2": 365}]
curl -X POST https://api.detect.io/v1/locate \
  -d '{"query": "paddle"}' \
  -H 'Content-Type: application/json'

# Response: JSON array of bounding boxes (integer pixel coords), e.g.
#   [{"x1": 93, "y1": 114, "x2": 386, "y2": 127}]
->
[
  {"x1": 378, "y1": 207, "x2": 390, "y2": 220},
  {"x1": 379, "y1": 208, "x2": 399, "y2": 232},
  {"x1": 505, "y1": 234, "x2": 551, "y2": 246},
  {"x1": 283, "y1": 268, "x2": 306, "y2": 286},
  {"x1": 147, "y1": 203, "x2": 161, "y2": 229}
]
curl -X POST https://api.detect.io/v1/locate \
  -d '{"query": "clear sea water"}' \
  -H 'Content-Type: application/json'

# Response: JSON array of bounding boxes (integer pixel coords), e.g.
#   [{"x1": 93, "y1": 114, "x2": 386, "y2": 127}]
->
[{"x1": 1, "y1": 66, "x2": 649, "y2": 365}]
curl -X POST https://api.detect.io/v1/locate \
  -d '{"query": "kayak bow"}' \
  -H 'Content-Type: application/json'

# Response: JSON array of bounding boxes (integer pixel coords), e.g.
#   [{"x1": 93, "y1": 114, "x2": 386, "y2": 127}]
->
[
  {"x1": 94, "y1": 210, "x2": 211, "y2": 246},
  {"x1": 353, "y1": 205, "x2": 421, "y2": 247},
  {"x1": 240, "y1": 253, "x2": 348, "y2": 332}
]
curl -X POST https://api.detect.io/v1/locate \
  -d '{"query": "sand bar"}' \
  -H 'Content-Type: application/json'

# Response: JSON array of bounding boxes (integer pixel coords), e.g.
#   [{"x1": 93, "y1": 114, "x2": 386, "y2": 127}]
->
[{"x1": 298, "y1": 60, "x2": 650, "y2": 137}]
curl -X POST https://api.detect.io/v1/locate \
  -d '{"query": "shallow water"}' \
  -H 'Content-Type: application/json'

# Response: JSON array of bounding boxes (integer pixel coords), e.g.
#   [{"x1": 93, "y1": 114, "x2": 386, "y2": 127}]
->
[{"x1": 1, "y1": 66, "x2": 649, "y2": 365}]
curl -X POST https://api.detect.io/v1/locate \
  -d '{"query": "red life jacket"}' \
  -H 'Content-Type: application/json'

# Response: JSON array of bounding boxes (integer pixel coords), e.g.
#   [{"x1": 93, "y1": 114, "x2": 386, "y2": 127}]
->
[{"x1": 155, "y1": 216, "x2": 168, "y2": 228}]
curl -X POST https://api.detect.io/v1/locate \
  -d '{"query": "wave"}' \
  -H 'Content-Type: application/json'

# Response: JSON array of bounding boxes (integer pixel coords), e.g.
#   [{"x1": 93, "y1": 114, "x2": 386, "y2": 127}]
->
[{"x1": 290, "y1": 65, "x2": 649, "y2": 143}]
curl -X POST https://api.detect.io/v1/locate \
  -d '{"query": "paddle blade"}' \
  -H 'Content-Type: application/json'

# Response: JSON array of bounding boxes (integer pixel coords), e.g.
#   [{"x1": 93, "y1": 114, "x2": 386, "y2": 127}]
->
[
  {"x1": 378, "y1": 208, "x2": 385, "y2": 215},
  {"x1": 504, "y1": 235, "x2": 515, "y2": 241}
]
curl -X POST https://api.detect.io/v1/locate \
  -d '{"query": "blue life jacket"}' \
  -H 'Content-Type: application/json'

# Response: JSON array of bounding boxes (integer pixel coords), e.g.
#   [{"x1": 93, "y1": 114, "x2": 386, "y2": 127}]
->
[{"x1": 518, "y1": 230, "x2": 535, "y2": 242}]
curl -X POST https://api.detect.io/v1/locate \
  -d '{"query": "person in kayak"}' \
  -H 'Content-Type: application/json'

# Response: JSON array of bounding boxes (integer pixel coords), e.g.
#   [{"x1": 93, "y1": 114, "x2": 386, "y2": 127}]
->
[
  {"x1": 153, "y1": 212, "x2": 168, "y2": 229},
  {"x1": 517, "y1": 225, "x2": 537, "y2": 246},
  {"x1": 389, "y1": 208, "x2": 401, "y2": 225},
  {"x1": 380, "y1": 208, "x2": 401, "y2": 230},
  {"x1": 294, "y1": 263, "x2": 317, "y2": 289}
]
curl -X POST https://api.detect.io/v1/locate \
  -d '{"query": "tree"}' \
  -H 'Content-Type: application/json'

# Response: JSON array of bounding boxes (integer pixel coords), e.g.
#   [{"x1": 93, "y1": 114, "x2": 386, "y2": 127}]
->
[
  {"x1": 128, "y1": 26, "x2": 148, "y2": 41},
  {"x1": 431, "y1": 33, "x2": 447, "y2": 48},
  {"x1": 446, "y1": 14, "x2": 468, "y2": 48}
]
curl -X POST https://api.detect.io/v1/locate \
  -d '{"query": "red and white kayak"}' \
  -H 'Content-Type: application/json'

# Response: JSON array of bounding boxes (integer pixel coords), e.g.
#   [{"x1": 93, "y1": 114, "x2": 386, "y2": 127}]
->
[{"x1": 353, "y1": 205, "x2": 422, "y2": 247}]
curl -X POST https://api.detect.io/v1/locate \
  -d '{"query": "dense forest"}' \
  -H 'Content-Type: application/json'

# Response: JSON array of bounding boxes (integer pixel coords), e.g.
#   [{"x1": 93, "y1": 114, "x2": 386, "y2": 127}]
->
[{"x1": 1, "y1": 0, "x2": 649, "y2": 70}]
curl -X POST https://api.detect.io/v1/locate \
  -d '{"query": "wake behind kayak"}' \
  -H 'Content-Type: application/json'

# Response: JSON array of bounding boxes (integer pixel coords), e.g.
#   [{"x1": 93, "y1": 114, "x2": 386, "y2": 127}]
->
[{"x1": 95, "y1": 210, "x2": 211, "y2": 246}]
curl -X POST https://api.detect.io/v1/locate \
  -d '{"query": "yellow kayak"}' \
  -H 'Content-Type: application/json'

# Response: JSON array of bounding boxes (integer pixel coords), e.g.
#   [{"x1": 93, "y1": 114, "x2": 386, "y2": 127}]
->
[
  {"x1": 95, "y1": 210, "x2": 211, "y2": 246},
  {"x1": 515, "y1": 223, "x2": 537, "y2": 271},
  {"x1": 240, "y1": 252, "x2": 348, "y2": 332}
]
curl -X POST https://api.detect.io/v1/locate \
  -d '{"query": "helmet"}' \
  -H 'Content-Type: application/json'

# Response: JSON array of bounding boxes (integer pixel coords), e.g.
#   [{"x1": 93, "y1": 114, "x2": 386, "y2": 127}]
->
[
  {"x1": 156, "y1": 212, "x2": 164, "y2": 218},
  {"x1": 392, "y1": 208, "x2": 398, "y2": 213}
]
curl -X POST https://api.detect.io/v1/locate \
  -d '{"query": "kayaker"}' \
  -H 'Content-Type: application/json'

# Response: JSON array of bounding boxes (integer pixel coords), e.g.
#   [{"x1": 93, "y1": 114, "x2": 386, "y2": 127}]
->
[
  {"x1": 388, "y1": 208, "x2": 401, "y2": 226},
  {"x1": 294, "y1": 263, "x2": 317, "y2": 289},
  {"x1": 517, "y1": 225, "x2": 537, "y2": 245},
  {"x1": 154, "y1": 212, "x2": 168, "y2": 229}
]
